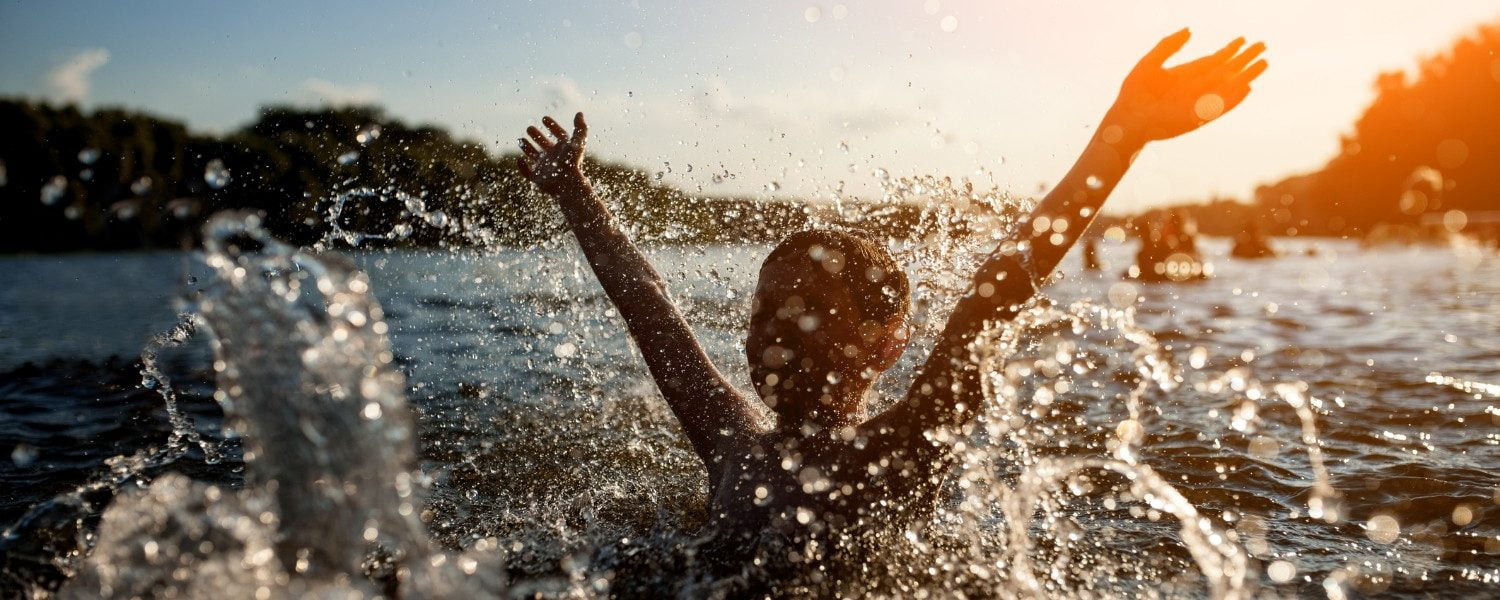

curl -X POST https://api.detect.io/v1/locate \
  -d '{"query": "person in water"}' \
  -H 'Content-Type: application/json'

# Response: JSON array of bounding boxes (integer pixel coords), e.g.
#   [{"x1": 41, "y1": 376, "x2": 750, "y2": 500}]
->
[{"x1": 516, "y1": 29, "x2": 1266, "y2": 574}]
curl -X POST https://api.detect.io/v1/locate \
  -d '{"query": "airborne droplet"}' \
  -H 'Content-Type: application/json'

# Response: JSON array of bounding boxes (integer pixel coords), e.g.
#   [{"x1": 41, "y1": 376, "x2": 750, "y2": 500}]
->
[
  {"x1": 204, "y1": 159, "x2": 231, "y2": 189},
  {"x1": 40, "y1": 176, "x2": 67, "y2": 205},
  {"x1": 10, "y1": 442, "x2": 37, "y2": 467},
  {"x1": 356, "y1": 124, "x2": 382, "y2": 145}
]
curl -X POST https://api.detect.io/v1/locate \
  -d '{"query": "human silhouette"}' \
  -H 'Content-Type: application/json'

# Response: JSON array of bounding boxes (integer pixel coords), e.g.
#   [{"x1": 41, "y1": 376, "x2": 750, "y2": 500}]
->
[{"x1": 516, "y1": 28, "x2": 1266, "y2": 578}]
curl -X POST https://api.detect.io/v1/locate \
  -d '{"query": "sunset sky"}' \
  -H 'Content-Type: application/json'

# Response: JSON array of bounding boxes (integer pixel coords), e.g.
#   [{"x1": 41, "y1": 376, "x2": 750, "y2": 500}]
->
[{"x1": 2, "y1": 1, "x2": 1496, "y2": 213}]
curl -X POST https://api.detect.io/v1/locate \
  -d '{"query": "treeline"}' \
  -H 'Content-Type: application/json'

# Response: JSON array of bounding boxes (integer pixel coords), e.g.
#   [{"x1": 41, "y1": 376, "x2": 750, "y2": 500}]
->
[
  {"x1": 1250, "y1": 21, "x2": 1500, "y2": 235},
  {"x1": 1, "y1": 101, "x2": 907, "y2": 252}
]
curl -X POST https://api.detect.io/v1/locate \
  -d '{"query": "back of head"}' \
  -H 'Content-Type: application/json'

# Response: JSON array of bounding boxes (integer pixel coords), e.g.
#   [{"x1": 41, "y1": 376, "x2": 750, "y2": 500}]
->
[{"x1": 761, "y1": 229, "x2": 909, "y2": 324}]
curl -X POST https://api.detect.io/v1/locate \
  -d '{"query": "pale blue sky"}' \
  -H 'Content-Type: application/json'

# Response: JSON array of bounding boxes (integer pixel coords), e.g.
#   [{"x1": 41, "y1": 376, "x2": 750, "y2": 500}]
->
[{"x1": 3, "y1": 1, "x2": 1496, "y2": 213}]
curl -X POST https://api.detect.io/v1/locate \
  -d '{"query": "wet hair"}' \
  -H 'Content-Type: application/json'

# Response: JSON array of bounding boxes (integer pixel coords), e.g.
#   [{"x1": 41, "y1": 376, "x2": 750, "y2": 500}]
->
[{"x1": 760, "y1": 229, "x2": 910, "y2": 323}]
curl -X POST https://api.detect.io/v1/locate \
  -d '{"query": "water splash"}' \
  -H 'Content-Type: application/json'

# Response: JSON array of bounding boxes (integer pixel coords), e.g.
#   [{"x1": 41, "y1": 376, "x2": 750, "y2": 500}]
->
[
  {"x1": 320, "y1": 186, "x2": 475, "y2": 248},
  {"x1": 7, "y1": 163, "x2": 1410, "y2": 598},
  {"x1": 138, "y1": 314, "x2": 221, "y2": 464},
  {"x1": 63, "y1": 212, "x2": 506, "y2": 597}
]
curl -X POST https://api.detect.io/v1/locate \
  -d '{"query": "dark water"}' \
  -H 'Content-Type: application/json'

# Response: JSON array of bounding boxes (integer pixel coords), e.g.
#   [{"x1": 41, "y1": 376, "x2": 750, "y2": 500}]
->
[{"x1": 1, "y1": 237, "x2": 1497, "y2": 597}]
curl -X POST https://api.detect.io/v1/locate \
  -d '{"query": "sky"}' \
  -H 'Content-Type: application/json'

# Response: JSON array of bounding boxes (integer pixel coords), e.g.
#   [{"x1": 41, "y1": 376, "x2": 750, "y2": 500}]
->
[{"x1": 2, "y1": 1, "x2": 1496, "y2": 214}]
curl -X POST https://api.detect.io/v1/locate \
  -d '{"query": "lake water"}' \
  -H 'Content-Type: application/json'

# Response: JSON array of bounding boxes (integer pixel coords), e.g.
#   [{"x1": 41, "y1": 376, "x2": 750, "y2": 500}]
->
[{"x1": 1, "y1": 236, "x2": 1497, "y2": 597}]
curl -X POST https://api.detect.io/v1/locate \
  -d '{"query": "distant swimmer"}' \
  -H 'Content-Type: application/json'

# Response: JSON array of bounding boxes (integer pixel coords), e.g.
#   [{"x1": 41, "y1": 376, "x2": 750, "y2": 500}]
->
[
  {"x1": 515, "y1": 28, "x2": 1266, "y2": 588},
  {"x1": 1134, "y1": 210, "x2": 1210, "y2": 281},
  {"x1": 1231, "y1": 219, "x2": 1278, "y2": 259}
]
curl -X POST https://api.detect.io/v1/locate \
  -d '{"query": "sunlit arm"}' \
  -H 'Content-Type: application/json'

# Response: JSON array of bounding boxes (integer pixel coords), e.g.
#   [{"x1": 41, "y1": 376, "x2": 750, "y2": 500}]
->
[
  {"x1": 517, "y1": 113, "x2": 756, "y2": 466},
  {"x1": 866, "y1": 28, "x2": 1268, "y2": 439}
]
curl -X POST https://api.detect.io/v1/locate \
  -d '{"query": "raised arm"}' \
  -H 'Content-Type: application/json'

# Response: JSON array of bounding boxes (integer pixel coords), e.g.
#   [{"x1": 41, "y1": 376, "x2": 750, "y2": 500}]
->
[
  {"x1": 870, "y1": 29, "x2": 1268, "y2": 435},
  {"x1": 517, "y1": 113, "x2": 757, "y2": 465}
]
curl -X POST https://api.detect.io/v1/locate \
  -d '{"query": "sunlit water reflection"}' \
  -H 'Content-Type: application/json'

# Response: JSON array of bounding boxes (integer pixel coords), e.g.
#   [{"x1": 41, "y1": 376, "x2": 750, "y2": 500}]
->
[{"x1": 1, "y1": 221, "x2": 1496, "y2": 597}]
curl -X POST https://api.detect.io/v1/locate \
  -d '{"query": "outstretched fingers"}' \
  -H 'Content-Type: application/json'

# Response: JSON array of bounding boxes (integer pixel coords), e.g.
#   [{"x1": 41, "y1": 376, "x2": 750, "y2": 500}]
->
[
  {"x1": 1219, "y1": 59, "x2": 1268, "y2": 112},
  {"x1": 526, "y1": 126, "x2": 553, "y2": 150},
  {"x1": 518, "y1": 137, "x2": 541, "y2": 159},
  {"x1": 1224, "y1": 41, "x2": 1266, "y2": 76},
  {"x1": 573, "y1": 112, "x2": 588, "y2": 146},
  {"x1": 1171, "y1": 37, "x2": 1243, "y2": 79},
  {"x1": 1221, "y1": 59, "x2": 1268, "y2": 109},
  {"x1": 542, "y1": 116, "x2": 569, "y2": 143},
  {"x1": 1138, "y1": 28, "x2": 1191, "y2": 71}
]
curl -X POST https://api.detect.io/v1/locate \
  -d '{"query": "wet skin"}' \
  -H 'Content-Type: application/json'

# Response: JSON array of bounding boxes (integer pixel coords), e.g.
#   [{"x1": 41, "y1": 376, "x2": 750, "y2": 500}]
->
[{"x1": 516, "y1": 28, "x2": 1268, "y2": 568}]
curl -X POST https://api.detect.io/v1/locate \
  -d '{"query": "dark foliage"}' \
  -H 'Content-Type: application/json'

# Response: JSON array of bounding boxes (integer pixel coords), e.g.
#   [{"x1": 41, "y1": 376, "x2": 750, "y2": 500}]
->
[
  {"x1": 1252, "y1": 22, "x2": 1500, "y2": 235},
  {"x1": 0, "y1": 102, "x2": 816, "y2": 252}
]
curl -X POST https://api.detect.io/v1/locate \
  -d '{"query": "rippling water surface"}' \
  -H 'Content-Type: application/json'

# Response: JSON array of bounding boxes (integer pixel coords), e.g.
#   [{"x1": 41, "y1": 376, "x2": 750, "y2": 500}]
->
[{"x1": 1, "y1": 235, "x2": 1496, "y2": 598}]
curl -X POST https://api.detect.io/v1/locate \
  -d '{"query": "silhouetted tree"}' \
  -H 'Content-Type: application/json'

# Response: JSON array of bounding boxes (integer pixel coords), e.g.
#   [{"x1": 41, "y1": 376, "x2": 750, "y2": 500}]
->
[{"x1": 1255, "y1": 21, "x2": 1500, "y2": 235}]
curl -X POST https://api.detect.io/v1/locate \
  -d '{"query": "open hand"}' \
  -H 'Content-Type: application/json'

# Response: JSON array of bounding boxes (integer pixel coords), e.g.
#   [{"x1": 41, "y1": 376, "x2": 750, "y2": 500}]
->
[
  {"x1": 518, "y1": 112, "x2": 589, "y2": 195},
  {"x1": 1108, "y1": 29, "x2": 1268, "y2": 143}
]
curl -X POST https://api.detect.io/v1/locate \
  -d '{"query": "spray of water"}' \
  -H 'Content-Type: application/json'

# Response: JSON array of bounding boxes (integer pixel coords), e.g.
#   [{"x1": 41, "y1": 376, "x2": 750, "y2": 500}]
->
[{"x1": 14, "y1": 164, "x2": 1376, "y2": 598}]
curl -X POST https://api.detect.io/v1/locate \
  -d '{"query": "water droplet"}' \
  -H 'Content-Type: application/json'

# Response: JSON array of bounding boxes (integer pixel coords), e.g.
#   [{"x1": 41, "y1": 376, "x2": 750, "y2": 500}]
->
[
  {"x1": 797, "y1": 314, "x2": 820, "y2": 332},
  {"x1": 204, "y1": 159, "x2": 231, "y2": 189},
  {"x1": 77, "y1": 148, "x2": 100, "y2": 165},
  {"x1": 1267, "y1": 560, "x2": 1296, "y2": 583},
  {"x1": 168, "y1": 198, "x2": 198, "y2": 219},
  {"x1": 623, "y1": 31, "x2": 643, "y2": 49},
  {"x1": 356, "y1": 124, "x2": 382, "y2": 144},
  {"x1": 111, "y1": 200, "x2": 140, "y2": 220},
  {"x1": 1085, "y1": 175, "x2": 1103, "y2": 189},
  {"x1": 1194, "y1": 93, "x2": 1225, "y2": 121},
  {"x1": 765, "y1": 181, "x2": 782, "y2": 192},
  {"x1": 40, "y1": 176, "x2": 67, "y2": 205},
  {"x1": 465, "y1": 489, "x2": 479, "y2": 500},
  {"x1": 940, "y1": 15, "x2": 958, "y2": 32},
  {"x1": 130, "y1": 176, "x2": 153, "y2": 195},
  {"x1": 1452, "y1": 504, "x2": 1474, "y2": 526},
  {"x1": 425, "y1": 210, "x2": 448, "y2": 228},
  {"x1": 63, "y1": 205, "x2": 83, "y2": 220},
  {"x1": 553, "y1": 342, "x2": 578, "y2": 358},
  {"x1": 10, "y1": 443, "x2": 37, "y2": 467},
  {"x1": 1248, "y1": 435, "x2": 1279, "y2": 458},
  {"x1": 1189, "y1": 346, "x2": 1208, "y2": 369},
  {"x1": 1365, "y1": 514, "x2": 1400, "y2": 544},
  {"x1": 838, "y1": 141, "x2": 850, "y2": 153},
  {"x1": 389, "y1": 222, "x2": 412, "y2": 238},
  {"x1": 338, "y1": 151, "x2": 360, "y2": 165},
  {"x1": 79, "y1": 168, "x2": 93, "y2": 181},
  {"x1": 804, "y1": 6, "x2": 822, "y2": 22}
]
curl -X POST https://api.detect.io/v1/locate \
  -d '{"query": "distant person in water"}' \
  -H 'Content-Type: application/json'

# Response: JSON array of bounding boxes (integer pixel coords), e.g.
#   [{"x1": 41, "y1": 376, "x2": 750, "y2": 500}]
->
[
  {"x1": 1231, "y1": 218, "x2": 1278, "y2": 259},
  {"x1": 1136, "y1": 210, "x2": 1209, "y2": 281},
  {"x1": 516, "y1": 29, "x2": 1265, "y2": 578}
]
